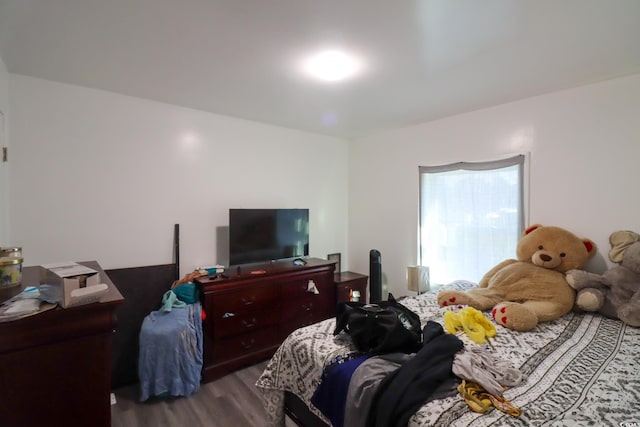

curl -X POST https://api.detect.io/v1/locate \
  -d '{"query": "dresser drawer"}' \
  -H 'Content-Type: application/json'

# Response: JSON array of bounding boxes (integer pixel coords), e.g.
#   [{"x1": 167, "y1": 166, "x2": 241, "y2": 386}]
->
[
  {"x1": 281, "y1": 294, "x2": 329, "y2": 323},
  {"x1": 212, "y1": 326, "x2": 279, "y2": 363},
  {"x1": 281, "y1": 275, "x2": 333, "y2": 300},
  {"x1": 281, "y1": 277, "x2": 318, "y2": 300},
  {"x1": 210, "y1": 285, "x2": 277, "y2": 317},
  {"x1": 214, "y1": 307, "x2": 280, "y2": 339},
  {"x1": 280, "y1": 294, "x2": 318, "y2": 322}
]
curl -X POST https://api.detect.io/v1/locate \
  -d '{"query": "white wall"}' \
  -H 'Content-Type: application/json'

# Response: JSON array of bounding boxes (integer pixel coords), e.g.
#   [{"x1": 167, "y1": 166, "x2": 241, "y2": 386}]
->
[
  {"x1": 8, "y1": 72, "x2": 640, "y2": 292},
  {"x1": 349, "y1": 73, "x2": 640, "y2": 298},
  {"x1": 0, "y1": 55, "x2": 9, "y2": 246},
  {"x1": 9, "y1": 75, "x2": 349, "y2": 275}
]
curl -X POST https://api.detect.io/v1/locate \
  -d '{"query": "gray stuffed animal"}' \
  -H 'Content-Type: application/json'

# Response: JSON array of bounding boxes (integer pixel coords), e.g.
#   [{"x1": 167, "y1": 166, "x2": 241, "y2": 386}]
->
[{"x1": 565, "y1": 230, "x2": 640, "y2": 327}]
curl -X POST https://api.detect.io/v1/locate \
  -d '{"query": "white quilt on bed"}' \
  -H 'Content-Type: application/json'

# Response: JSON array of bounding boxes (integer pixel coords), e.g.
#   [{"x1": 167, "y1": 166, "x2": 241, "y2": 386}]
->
[{"x1": 256, "y1": 281, "x2": 640, "y2": 427}]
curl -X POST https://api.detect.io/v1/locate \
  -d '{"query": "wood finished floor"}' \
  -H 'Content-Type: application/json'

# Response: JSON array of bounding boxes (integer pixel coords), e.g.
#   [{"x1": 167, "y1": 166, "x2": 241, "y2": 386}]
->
[{"x1": 111, "y1": 360, "x2": 296, "y2": 427}]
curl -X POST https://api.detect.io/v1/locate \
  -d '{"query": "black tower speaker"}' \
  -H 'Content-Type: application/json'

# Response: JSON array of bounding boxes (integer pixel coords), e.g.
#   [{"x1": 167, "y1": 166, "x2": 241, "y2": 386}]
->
[{"x1": 369, "y1": 249, "x2": 382, "y2": 303}]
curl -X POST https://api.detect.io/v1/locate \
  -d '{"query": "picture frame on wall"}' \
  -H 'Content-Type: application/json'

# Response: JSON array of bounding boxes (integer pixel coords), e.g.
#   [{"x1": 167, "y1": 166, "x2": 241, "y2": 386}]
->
[{"x1": 327, "y1": 253, "x2": 341, "y2": 273}]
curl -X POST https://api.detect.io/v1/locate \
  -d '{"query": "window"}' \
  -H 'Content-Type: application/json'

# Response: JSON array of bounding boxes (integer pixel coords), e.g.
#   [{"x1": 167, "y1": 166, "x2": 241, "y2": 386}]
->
[{"x1": 419, "y1": 155, "x2": 525, "y2": 285}]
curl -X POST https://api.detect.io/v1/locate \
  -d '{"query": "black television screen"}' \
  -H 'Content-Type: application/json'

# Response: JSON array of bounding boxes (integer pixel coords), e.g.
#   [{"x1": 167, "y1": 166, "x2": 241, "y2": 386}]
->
[{"x1": 229, "y1": 209, "x2": 309, "y2": 266}]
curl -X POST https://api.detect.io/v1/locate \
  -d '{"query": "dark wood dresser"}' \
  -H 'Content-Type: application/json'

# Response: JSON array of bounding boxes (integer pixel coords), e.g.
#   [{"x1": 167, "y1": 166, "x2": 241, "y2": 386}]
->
[
  {"x1": 0, "y1": 261, "x2": 124, "y2": 427},
  {"x1": 197, "y1": 258, "x2": 337, "y2": 382}
]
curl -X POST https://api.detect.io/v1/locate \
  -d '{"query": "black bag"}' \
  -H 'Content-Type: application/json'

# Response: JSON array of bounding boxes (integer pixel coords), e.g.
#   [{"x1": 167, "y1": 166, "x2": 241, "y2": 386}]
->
[{"x1": 334, "y1": 293, "x2": 422, "y2": 354}]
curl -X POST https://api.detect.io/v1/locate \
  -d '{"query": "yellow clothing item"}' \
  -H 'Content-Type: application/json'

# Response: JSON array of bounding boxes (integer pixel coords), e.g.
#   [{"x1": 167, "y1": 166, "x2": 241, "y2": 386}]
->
[
  {"x1": 457, "y1": 380, "x2": 521, "y2": 417},
  {"x1": 443, "y1": 306, "x2": 497, "y2": 344}
]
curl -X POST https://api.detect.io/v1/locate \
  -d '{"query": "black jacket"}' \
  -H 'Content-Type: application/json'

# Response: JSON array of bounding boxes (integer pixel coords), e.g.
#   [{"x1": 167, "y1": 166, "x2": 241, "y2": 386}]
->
[{"x1": 367, "y1": 321, "x2": 464, "y2": 427}]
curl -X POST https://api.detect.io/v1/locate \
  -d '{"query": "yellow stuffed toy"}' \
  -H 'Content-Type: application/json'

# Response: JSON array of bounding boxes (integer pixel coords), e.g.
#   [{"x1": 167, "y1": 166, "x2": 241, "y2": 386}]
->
[{"x1": 443, "y1": 306, "x2": 496, "y2": 344}]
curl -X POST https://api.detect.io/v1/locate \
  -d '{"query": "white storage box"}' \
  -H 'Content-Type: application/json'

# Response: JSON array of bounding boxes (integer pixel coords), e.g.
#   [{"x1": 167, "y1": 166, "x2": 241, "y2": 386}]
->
[{"x1": 39, "y1": 262, "x2": 108, "y2": 308}]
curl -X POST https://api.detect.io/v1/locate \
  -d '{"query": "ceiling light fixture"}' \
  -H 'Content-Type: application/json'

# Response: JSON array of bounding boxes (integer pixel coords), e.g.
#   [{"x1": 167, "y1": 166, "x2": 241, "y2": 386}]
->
[{"x1": 303, "y1": 49, "x2": 362, "y2": 82}]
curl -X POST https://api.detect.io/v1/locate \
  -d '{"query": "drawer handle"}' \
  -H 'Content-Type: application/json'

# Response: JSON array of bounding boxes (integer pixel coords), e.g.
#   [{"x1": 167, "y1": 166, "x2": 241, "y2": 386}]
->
[
  {"x1": 241, "y1": 317, "x2": 257, "y2": 328},
  {"x1": 302, "y1": 303, "x2": 313, "y2": 312},
  {"x1": 222, "y1": 312, "x2": 236, "y2": 318},
  {"x1": 241, "y1": 338, "x2": 255, "y2": 349},
  {"x1": 241, "y1": 296, "x2": 256, "y2": 305}
]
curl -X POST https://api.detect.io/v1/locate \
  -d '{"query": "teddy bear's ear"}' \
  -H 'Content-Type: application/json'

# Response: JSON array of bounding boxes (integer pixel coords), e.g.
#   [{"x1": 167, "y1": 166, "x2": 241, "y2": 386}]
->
[
  {"x1": 609, "y1": 231, "x2": 640, "y2": 262},
  {"x1": 524, "y1": 224, "x2": 543, "y2": 236},
  {"x1": 582, "y1": 239, "x2": 596, "y2": 256}
]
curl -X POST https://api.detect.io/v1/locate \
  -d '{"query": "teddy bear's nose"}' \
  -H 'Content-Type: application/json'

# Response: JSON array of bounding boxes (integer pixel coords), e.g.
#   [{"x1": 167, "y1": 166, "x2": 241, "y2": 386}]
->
[{"x1": 540, "y1": 254, "x2": 552, "y2": 262}]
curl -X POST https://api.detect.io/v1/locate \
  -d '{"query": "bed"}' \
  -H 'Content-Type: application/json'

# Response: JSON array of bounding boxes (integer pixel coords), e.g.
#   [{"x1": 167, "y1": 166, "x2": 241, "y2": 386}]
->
[{"x1": 256, "y1": 280, "x2": 640, "y2": 426}]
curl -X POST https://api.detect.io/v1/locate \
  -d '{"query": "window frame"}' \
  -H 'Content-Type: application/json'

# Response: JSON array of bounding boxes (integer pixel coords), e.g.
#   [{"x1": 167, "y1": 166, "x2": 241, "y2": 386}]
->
[{"x1": 418, "y1": 154, "x2": 528, "y2": 284}]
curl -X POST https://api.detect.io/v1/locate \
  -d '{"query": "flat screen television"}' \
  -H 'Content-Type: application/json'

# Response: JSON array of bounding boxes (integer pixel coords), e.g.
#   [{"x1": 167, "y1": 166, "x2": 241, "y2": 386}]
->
[{"x1": 229, "y1": 208, "x2": 309, "y2": 266}]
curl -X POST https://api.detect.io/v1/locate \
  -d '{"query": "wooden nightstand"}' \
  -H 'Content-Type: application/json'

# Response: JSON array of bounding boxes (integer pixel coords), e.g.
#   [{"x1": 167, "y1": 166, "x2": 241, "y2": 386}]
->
[{"x1": 335, "y1": 271, "x2": 368, "y2": 303}]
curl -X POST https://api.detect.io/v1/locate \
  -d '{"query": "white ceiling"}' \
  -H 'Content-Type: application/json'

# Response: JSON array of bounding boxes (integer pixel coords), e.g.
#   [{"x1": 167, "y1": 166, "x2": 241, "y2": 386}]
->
[{"x1": 1, "y1": 0, "x2": 639, "y2": 139}]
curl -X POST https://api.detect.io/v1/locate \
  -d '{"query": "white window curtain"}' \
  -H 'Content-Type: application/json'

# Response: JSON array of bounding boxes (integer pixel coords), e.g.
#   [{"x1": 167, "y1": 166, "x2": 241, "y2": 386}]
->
[{"x1": 419, "y1": 155, "x2": 525, "y2": 285}]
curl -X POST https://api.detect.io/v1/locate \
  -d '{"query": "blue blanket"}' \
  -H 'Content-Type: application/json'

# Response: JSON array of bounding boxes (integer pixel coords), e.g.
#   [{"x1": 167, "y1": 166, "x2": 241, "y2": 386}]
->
[{"x1": 138, "y1": 302, "x2": 203, "y2": 401}]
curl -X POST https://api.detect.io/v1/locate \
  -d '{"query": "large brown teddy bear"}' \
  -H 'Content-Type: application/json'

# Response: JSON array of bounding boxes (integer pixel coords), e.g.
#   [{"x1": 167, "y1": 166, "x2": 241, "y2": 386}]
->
[{"x1": 437, "y1": 224, "x2": 596, "y2": 331}]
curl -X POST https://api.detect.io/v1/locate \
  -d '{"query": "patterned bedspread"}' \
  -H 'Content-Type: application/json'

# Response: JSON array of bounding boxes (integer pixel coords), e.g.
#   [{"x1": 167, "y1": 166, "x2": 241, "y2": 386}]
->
[{"x1": 256, "y1": 281, "x2": 640, "y2": 426}]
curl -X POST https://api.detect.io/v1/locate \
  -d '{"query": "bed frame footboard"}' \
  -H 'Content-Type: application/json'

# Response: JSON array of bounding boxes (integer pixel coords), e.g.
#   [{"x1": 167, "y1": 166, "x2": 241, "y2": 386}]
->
[{"x1": 284, "y1": 391, "x2": 329, "y2": 427}]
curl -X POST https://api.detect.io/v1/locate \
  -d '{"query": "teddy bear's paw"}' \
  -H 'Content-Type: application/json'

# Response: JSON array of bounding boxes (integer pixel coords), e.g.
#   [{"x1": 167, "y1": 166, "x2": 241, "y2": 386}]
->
[
  {"x1": 491, "y1": 302, "x2": 538, "y2": 331},
  {"x1": 575, "y1": 289, "x2": 604, "y2": 312},
  {"x1": 437, "y1": 290, "x2": 471, "y2": 307},
  {"x1": 618, "y1": 305, "x2": 640, "y2": 328},
  {"x1": 565, "y1": 270, "x2": 581, "y2": 289},
  {"x1": 565, "y1": 269, "x2": 595, "y2": 290}
]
